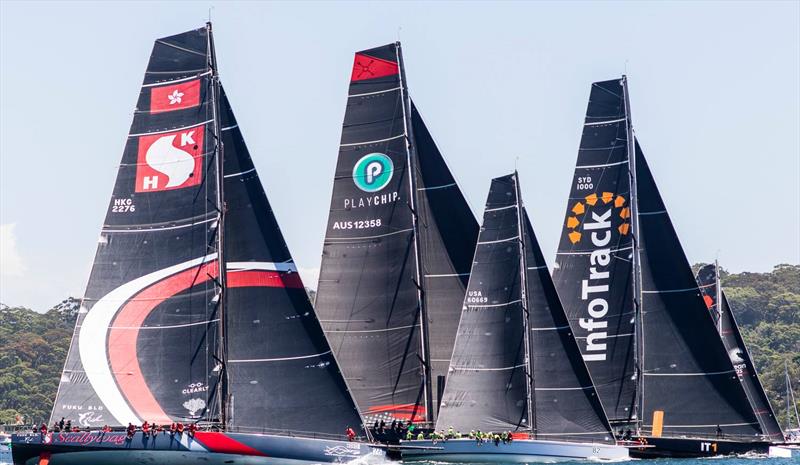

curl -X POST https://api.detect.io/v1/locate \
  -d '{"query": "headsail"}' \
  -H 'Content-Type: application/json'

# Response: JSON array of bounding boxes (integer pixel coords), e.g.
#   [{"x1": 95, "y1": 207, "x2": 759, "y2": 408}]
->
[
  {"x1": 552, "y1": 78, "x2": 637, "y2": 423},
  {"x1": 695, "y1": 264, "x2": 782, "y2": 440},
  {"x1": 316, "y1": 43, "x2": 477, "y2": 425},
  {"x1": 523, "y1": 212, "x2": 613, "y2": 442},
  {"x1": 219, "y1": 87, "x2": 364, "y2": 435},
  {"x1": 635, "y1": 142, "x2": 762, "y2": 437},
  {"x1": 438, "y1": 173, "x2": 613, "y2": 441},
  {"x1": 436, "y1": 175, "x2": 529, "y2": 432},
  {"x1": 51, "y1": 27, "x2": 221, "y2": 428}
]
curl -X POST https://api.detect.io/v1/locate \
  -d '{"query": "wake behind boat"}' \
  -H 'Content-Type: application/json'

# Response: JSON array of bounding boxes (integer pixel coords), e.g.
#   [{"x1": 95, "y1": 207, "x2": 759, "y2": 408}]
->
[
  {"x1": 403, "y1": 174, "x2": 629, "y2": 463},
  {"x1": 12, "y1": 23, "x2": 383, "y2": 465}
]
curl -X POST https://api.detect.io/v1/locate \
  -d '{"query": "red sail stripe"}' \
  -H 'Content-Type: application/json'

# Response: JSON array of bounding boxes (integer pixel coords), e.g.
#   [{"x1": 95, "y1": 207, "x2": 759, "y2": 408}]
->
[
  {"x1": 193, "y1": 431, "x2": 267, "y2": 456},
  {"x1": 150, "y1": 79, "x2": 201, "y2": 114},
  {"x1": 350, "y1": 53, "x2": 398, "y2": 82},
  {"x1": 108, "y1": 264, "x2": 301, "y2": 423}
]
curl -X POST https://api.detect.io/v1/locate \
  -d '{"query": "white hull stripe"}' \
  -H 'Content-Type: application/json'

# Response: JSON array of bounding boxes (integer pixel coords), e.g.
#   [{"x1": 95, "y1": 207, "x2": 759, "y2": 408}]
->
[
  {"x1": 141, "y1": 70, "x2": 211, "y2": 87},
  {"x1": 643, "y1": 369, "x2": 735, "y2": 376},
  {"x1": 349, "y1": 86, "x2": 401, "y2": 98},
  {"x1": 340, "y1": 133, "x2": 405, "y2": 147},
  {"x1": 129, "y1": 119, "x2": 213, "y2": 137},
  {"x1": 80, "y1": 253, "x2": 217, "y2": 426},
  {"x1": 229, "y1": 350, "x2": 332, "y2": 363},
  {"x1": 584, "y1": 117, "x2": 626, "y2": 126},
  {"x1": 576, "y1": 159, "x2": 629, "y2": 169},
  {"x1": 224, "y1": 167, "x2": 256, "y2": 179},
  {"x1": 226, "y1": 261, "x2": 297, "y2": 273},
  {"x1": 451, "y1": 363, "x2": 526, "y2": 372}
]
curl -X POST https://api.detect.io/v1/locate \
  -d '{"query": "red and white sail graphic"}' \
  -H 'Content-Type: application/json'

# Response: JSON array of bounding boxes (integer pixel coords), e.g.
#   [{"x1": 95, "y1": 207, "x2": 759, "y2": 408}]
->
[
  {"x1": 350, "y1": 53, "x2": 398, "y2": 82},
  {"x1": 150, "y1": 78, "x2": 201, "y2": 113},
  {"x1": 135, "y1": 126, "x2": 205, "y2": 193}
]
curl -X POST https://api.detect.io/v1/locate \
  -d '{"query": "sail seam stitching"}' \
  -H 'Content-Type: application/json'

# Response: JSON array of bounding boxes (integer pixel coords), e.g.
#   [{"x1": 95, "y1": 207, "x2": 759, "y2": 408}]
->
[
  {"x1": 477, "y1": 235, "x2": 519, "y2": 245},
  {"x1": 141, "y1": 71, "x2": 211, "y2": 87},
  {"x1": 348, "y1": 86, "x2": 401, "y2": 98},
  {"x1": 229, "y1": 351, "x2": 332, "y2": 363},
  {"x1": 128, "y1": 119, "x2": 213, "y2": 137},
  {"x1": 339, "y1": 133, "x2": 405, "y2": 147},
  {"x1": 576, "y1": 160, "x2": 629, "y2": 169}
]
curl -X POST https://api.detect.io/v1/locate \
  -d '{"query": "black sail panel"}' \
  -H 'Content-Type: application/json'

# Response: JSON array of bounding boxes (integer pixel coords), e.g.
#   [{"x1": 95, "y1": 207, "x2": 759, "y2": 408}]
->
[
  {"x1": 436, "y1": 175, "x2": 528, "y2": 433},
  {"x1": 411, "y1": 101, "x2": 479, "y2": 416},
  {"x1": 523, "y1": 212, "x2": 613, "y2": 443},
  {"x1": 636, "y1": 143, "x2": 761, "y2": 437},
  {"x1": 218, "y1": 88, "x2": 364, "y2": 435},
  {"x1": 316, "y1": 44, "x2": 426, "y2": 425},
  {"x1": 51, "y1": 27, "x2": 221, "y2": 428},
  {"x1": 696, "y1": 264, "x2": 783, "y2": 440},
  {"x1": 552, "y1": 79, "x2": 637, "y2": 423}
]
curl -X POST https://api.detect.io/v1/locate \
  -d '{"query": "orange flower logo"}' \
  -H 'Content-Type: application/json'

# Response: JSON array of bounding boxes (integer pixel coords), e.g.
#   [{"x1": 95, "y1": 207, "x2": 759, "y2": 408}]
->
[{"x1": 566, "y1": 192, "x2": 630, "y2": 244}]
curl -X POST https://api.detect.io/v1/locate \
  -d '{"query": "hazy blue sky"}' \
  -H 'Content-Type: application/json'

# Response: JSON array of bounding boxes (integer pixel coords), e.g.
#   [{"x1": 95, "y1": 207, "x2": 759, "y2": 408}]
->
[{"x1": 1, "y1": 1, "x2": 798, "y2": 311}]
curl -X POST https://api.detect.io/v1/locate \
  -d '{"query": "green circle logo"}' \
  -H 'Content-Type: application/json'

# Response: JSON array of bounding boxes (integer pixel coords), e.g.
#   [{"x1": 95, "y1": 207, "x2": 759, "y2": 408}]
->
[{"x1": 352, "y1": 153, "x2": 393, "y2": 192}]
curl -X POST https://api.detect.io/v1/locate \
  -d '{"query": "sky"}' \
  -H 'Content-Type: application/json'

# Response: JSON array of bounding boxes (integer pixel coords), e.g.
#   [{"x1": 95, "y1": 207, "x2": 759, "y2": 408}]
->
[{"x1": 1, "y1": 1, "x2": 798, "y2": 312}]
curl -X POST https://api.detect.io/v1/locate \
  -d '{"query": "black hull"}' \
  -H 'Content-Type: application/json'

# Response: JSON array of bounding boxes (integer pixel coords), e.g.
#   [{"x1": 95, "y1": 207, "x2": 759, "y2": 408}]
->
[{"x1": 627, "y1": 436, "x2": 770, "y2": 458}]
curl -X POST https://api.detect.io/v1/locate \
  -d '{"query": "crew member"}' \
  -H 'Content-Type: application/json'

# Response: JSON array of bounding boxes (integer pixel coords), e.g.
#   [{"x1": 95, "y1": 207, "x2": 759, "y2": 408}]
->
[{"x1": 345, "y1": 426, "x2": 356, "y2": 442}]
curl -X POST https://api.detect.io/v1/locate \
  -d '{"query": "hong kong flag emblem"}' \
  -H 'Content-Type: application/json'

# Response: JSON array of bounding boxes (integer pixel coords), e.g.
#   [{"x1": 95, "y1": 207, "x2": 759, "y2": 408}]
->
[
  {"x1": 150, "y1": 79, "x2": 201, "y2": 113},
  {"x1": 135, "y1": 126, "x2": 204, "y2": 192}
]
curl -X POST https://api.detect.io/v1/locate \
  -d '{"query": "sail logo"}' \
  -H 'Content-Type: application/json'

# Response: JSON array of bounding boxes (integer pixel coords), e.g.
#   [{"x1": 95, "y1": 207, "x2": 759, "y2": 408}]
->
[
  {"x1": 135, "y1": 126, "x2": 204, "y2": 192},
  {"x1": 149, "y1": 78, "x2": 201, "y2": 113},
  {"x1": 353, "y1": 153, "x2": 393, "y2": 192},
  {"x1": 564, "y1": 192, "x2": 629, "y2": 362}
]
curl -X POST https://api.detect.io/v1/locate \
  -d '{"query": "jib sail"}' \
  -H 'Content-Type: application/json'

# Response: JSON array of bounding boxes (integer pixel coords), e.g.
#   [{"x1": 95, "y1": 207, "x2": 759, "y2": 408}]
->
[
  {"x1": 51, "y1": 27, "x2": 222, "y2": 428},
  {"x1": 218, "y1": 87, "x2": 364, "y2": 435},
  {"x1": 635, "y1": 144, "x2": 761, "y2": 437},
  {"x1": 315, "y1": 43, "x2": 477, "y2": 425},
  {"x1": 438, "y1": 173, "x2": 613, "y2": 442},
  {"x1": 695, "y1": 264, "x2": 782, "y2": 440},
  {"x1": 552, "y1": 78, "x2": 637, "y2": 423}
]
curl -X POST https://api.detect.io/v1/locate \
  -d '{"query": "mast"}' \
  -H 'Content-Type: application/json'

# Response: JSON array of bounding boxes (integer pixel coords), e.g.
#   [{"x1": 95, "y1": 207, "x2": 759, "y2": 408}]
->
[
  {"x1": 396, "y1": 41, "x2": 433, "y2": 423},
  {"x1": 715, "y1": 260, "x2": 723, "y2": 333},
  {"x1": 788, "y1": 361, "x2": 800, "y2": 429},
  {"x1": 206, "y1": 21, "x2": 228, "y2": 427},
  {"x1": 513, "y1": 172, "x2": 535, "y2": 436},
  {"x1": 622, "y1": 75, "x2": 644, "y2": 429}
]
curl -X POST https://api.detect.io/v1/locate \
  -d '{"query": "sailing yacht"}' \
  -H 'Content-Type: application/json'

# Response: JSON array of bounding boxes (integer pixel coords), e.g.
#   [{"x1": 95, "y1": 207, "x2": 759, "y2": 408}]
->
[
  {"x1": 315, "y1": 43, "x2": 478, "y2": 431},
  {"x1": 402, "y1": 173, "x2": 629, "y2": 462},
  {"x1": 553, "y1": 76, "x2": 771, "y2": 458},
  {"x1": 11, "y1": 24, "x2": 383, "y2": 465}
]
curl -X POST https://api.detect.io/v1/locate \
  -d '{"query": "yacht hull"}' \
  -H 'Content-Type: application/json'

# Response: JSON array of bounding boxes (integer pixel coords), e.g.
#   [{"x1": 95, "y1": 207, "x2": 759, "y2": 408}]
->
[
  {"x1": 11, "y1": 431, "x2": 385, "y2": 465},
  {"x1": 625, "y1": 436, "x2": 769, "y2": 458},
  {"x1": 400, "y1": 438, "x2": 629, "y2": 462}
]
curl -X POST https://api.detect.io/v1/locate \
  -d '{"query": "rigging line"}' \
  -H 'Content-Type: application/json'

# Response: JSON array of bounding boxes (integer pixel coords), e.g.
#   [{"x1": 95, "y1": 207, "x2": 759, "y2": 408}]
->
[
  {"x1": 425, "y1": 272, "x2": 469, "y2": 277},
  {"x1": 339, "y1": 133, "x2": 405, "y2": 147},
  {"x1": 221, "y1": 124, "x2": 238, "y2": 131},
  {"x1": 530, "y1": 324, "x2": 571, "y2": 331},
  {"x1": 638, "y1": 209, "x2": 667, "y2": 216},
  {"x1": 110, "y1": 319, "x2": 220, "y2": 330},
  {"x1": 534, "y1": 385, "x2": 594, "y2": 391},
  {"x1": 141, "y1": 71, "x2": 212, "y2": 87},
  {"x1": 348, "y1": 86, "x2": 401, "y2": 98}
]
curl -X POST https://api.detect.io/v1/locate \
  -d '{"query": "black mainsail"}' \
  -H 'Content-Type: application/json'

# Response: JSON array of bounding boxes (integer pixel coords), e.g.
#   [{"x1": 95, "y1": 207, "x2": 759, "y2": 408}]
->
[
  {"x1": 50, "y1": 24, "x2": 364, "y2": 437},
  {"x1": 696, "y1": 263, "x2": 783, "y2": 441},
  {"x1": 315, "y1": 43, "x2": 478, "y2": 425},
  {"x1": 554, "y1": 77, "x2": 762, "y2": 439},
  {"x1": 436, "y1": 173, "x2": 614, "y2": 442}
]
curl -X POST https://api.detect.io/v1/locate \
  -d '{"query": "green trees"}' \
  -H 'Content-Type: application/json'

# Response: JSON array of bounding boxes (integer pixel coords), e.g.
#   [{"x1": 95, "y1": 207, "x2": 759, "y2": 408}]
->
[{"x1": 0, "y1": 265, "x2": 797, "y2": 430}]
